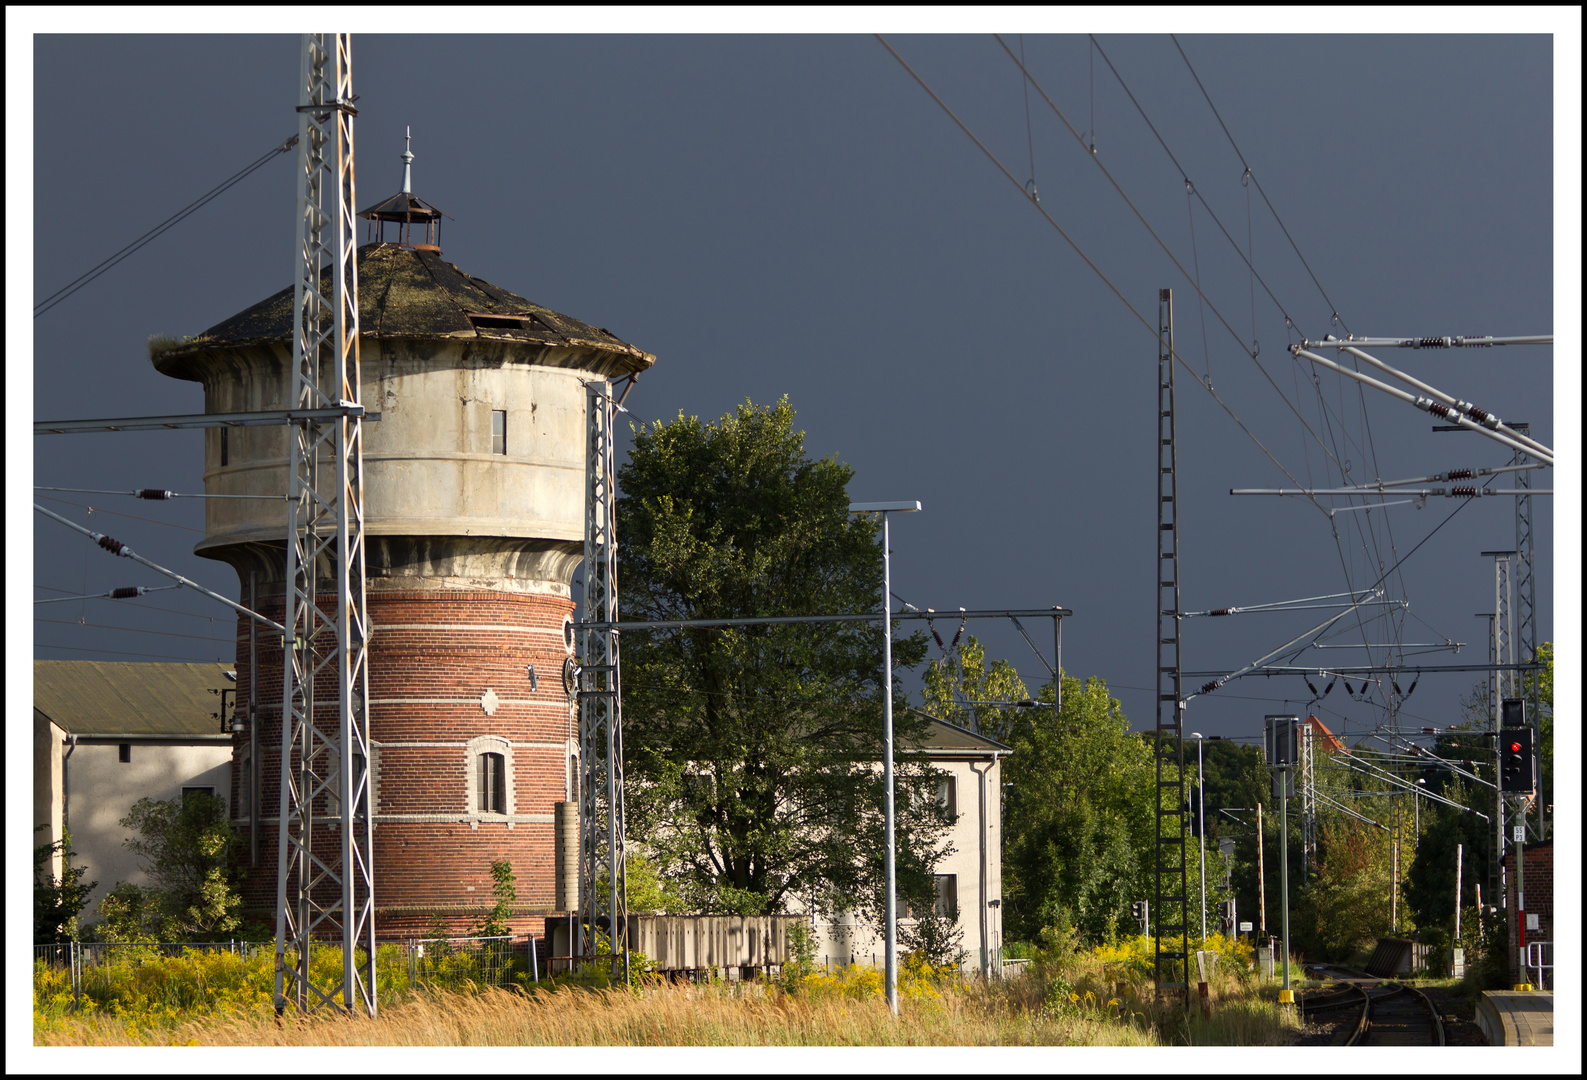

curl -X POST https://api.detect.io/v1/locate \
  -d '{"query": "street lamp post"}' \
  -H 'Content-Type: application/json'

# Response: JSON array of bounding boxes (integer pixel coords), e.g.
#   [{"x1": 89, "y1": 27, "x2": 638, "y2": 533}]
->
[
  {"x1": 849, "y1": 499, "x2": 920, "y2": 1017},
  {"x1": 1190, "y1": 733, "x2": 1206, "y2": 941}
]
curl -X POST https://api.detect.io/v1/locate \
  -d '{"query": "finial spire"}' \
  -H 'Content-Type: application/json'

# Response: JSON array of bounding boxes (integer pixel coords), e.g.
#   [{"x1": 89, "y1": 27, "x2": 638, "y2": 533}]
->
[{"x1": 401, "y1": 126, "x2": 414, "y2": 194}]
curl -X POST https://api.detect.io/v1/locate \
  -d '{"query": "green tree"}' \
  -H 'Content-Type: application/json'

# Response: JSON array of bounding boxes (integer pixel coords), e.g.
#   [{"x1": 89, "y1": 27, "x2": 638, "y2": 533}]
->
[
  {"x1": 622, "y1": 852, "x2": 682, "y2": 914},
  {"x1": 1404, "y1": 778, "x2": 1491, "y2": 932},
  {"x1": 98, "y1": 791, "x2": 244, "y2": 941},
  {"x1": 34, "y1": 826, "x2": 97, "y2": 945},
  {"x1": 920, "y1": 634, "x2": 1030, "y2": 742},
  {"x1": 998, "y1": 672, "x2": 1153, "y2": 945},
  {"x1": 1296, "y1": 817, "x2": 1395, "y2": 958},
  {"x1": 617, "y1": 398, "x2": 943, "y2": 928},
  {"x1": 472, "y1": 859, "x2": 517, "y2": 938}
]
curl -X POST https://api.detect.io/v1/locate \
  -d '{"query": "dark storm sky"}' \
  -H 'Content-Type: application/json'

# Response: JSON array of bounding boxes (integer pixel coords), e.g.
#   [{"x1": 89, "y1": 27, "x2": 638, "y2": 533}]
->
[{"x1": 17, "y1": 17, "x2": 1576, "y2": 763}]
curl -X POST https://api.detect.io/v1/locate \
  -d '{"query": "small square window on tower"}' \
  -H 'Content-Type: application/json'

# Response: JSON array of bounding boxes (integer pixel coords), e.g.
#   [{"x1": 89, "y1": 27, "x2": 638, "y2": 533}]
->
[{"x1": 491, "y1": 410, "x2": 507, "y2": 455}]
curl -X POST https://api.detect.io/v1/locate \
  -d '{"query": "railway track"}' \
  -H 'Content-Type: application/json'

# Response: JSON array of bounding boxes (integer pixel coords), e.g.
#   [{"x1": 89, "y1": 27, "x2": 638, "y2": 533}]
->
[{"x1": 1296, "y1": 967, "x2": 1445, "y2": 1047}]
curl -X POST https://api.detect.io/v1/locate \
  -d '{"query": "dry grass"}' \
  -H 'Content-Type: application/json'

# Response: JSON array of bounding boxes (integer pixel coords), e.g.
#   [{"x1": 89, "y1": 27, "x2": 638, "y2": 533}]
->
[{"x1": 38, "y1": 978, "x2": 1169, "y2": 1047}]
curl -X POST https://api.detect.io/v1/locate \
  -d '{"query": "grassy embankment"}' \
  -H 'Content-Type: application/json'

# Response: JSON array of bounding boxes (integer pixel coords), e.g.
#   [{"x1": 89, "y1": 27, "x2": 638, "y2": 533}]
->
[{"x1": 35, "y1": 936, "x2": 1304, "y2": 1047}]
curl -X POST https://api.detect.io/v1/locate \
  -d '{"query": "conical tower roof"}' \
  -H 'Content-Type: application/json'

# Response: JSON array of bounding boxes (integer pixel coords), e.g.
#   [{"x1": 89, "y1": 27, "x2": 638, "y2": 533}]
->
[{"x1": 152, "y1": 243, "x2": 654, "y2": 378}]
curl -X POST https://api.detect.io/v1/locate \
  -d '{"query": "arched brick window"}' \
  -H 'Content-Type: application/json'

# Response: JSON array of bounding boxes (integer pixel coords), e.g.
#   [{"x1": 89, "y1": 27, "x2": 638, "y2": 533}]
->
[{"x1": 466, "y1": 735, "x2": 514, "y2": 823}]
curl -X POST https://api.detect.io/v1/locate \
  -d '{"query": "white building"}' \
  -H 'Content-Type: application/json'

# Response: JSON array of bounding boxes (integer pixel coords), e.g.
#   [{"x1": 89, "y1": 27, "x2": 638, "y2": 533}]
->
[
  {"x1": 33, "y1": 661, "x2": 236, "y2": 923},
  {"x1": 802, "y1": 717, "x2": 1010, "y2": 978}
]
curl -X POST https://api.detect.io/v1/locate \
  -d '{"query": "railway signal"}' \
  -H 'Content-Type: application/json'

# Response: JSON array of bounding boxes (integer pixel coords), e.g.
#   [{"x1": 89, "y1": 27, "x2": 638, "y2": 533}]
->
[{"x1": 1500, "y1": 726, "x2": 1536, "y2": 793}]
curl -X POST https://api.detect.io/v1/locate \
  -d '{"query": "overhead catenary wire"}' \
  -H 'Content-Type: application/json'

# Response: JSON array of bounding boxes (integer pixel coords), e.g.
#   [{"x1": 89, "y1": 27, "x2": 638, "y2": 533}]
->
[
  {"x1": 34, "y1": 503, "x2": 286, "y2": 634},
  {"x1": 877, "y1": 35, "x2": 1324, "y2": 508},
  {"x1": 35, "y1": 486, "x2": 287, "y2": 501},
  {"x1": 35, "y1": 584, "x2": 182, "y2": 604},
  {"x1": 34, "y1": 642, "x2": 232, "y2": 663},
  {"x1": 993, "y1": 35, "x2": 1354, "y2": 489},
  {"x1": 35, "y1": 618, "x2": 236, "y2": 644},
  {"x1": 1087, "y1": 34, "x2": 1404, "y2": 677},
  {"x1": 34, "y1": 134, "x2": 299, "y2": 319},
  {"x1": 892, "y1": 35, "x2": 1432, "y2": 707},
  {"x1": 33, "y1": 494, "x2": 209, "y2": 534},
  {"x1": 1169, "y1": 35, "x2": 1350, "y2": 336},
  {"x1": 998, "y1": 38, "x2": 1409, "y2": 685},
  {"x1": 36, "y1": 583, "x2": 230, "y2": 623}
]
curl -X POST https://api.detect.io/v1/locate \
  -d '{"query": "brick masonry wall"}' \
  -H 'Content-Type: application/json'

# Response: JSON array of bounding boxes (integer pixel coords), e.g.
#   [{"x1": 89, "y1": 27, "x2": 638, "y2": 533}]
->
[
  {"x1": 231, "y1": 588, "x2": 576, "y2": 935},
  {"x1": 1503, "y1": 842, "x2": 1552, "y2": 982}
]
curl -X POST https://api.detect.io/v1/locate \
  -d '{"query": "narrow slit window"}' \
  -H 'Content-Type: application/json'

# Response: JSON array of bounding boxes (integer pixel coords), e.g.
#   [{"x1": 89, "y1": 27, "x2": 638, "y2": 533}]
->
[
  {"x1": 491, "y1": 410, "x2": 507, "y2": 455},
  {"x1": 219, "y1": 426, "x2": 229, "y2": 466},
  {"x1": 479, "y1": 752, "x2": 506, "y2": 814}
]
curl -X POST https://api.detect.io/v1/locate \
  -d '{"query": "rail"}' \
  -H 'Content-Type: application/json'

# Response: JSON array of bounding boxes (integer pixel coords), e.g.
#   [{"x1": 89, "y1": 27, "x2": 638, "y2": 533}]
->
[{"x1": 1524, "y1": 941, "x2": 1552, "y2": 990}]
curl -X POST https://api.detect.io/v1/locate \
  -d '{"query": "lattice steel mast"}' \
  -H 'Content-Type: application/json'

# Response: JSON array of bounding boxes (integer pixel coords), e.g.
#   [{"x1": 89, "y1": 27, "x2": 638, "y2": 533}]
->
[
  {"x1": 578, "y1": 379, "x2": 629, "y2": 982},
  {"x1": 1154, "y1": 288, "x2": 1190, "y2": 1001},
  {"x1": 274, "y1": 32, "x2": 376, "y2": 1015}
]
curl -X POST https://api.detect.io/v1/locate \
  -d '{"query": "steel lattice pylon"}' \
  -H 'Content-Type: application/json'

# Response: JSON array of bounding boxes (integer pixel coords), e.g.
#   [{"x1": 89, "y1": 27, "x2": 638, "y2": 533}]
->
[
  {"x1": 1494, "y1": 554, "x2": 1515, "y2": 703},
  {"x1": 1300, "y1": 719, "x2": 1315, "y2": 879},
  {"x1": 274, "y1": 32, "x2": 376, "y2": 1015},
  {"x1": 1512, "y1": 425, "x2": 1535, "y2": 667},
  {"x1": 577, "y1": 379, "x2": 629, "y2": 982},
  {"x1": 1154, "y1": 288, "x2": 1190, "y2": 1001}
]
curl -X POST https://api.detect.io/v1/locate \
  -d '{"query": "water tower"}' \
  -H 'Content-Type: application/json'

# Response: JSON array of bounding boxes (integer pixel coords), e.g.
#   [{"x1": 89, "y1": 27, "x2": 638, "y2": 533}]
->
[{"x1": 151, "y1": 144, "x2": 654, "y2": 934}]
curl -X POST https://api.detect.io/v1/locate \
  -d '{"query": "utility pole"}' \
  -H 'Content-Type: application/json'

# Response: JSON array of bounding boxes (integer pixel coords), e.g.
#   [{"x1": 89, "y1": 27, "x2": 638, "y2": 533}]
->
[
  {"x1": 273, "y1": 31, "x2": 375, "y2": 1016},
  {"x1": 1257, "y1": 802, "x2": 1265, "y2": 938},
  {"x1": 1154, "y1": 288, "x2": 1190, "y2": 1006},
  {"x1": 1265, "y1": 716, "x2": 1298, "y2": 1006},
  {"x1": 579, "y1": 379, "x2": 628, "y2": 985},
  {"x1": 1483, "y1": 552, "x2": 1516, "y2": 914}
]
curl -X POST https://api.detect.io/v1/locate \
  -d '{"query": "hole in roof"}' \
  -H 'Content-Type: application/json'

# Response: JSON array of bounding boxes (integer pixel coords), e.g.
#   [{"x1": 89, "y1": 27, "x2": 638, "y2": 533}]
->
[{"x1": 469, "y1": 315, "x2": 531, "y2": 331}]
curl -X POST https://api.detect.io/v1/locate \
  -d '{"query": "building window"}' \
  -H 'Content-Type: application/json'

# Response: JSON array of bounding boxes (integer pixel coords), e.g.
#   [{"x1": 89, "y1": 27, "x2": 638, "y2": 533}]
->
[
  {"x1": 934, "y1": 874, "x2": 957, "y2": 917},
  {"x1": 467, "y1": 735, "x2": 514, "y2": 822},
  {"x1": 182, "y1": 786, "x2": 215, "y2": 802},
  {"x1": 911, "y1": 774, "x2": 956, "y2": 820},
  {"x1": 491, "y1": 410, "x2": 507, "y2": 455},
  {"x1": 895, "y1": 874, "x2": 958, "y2": 920},
  {"x1": 220, "y1": 426, "x2": 229, "y2": 466},
  {"x1": 479, "y1": 752, "x2": 507, "y2": 814},
  {"x1": 119, "y1": 743, "x2": 131, "y2": 763}
]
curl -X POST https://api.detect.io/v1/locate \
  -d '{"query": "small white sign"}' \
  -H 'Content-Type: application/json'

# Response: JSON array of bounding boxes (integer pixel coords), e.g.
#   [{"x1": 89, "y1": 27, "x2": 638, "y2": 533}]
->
[
  {"x1": 1239, "y1": 921, "x2": 1253, "y2": 932},
  {"x1": 1526, "y1": 913, "x2": 1539, "y2": 931},
  {"x1": 1514, "y1": 825, "x2": 1526, "y2": 843}
]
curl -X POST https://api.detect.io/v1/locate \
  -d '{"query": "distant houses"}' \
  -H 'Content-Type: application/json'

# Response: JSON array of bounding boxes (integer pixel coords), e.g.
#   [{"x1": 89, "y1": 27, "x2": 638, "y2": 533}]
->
[{"x1": 33, "y1": 660, "x2": 235, "y2": 921}]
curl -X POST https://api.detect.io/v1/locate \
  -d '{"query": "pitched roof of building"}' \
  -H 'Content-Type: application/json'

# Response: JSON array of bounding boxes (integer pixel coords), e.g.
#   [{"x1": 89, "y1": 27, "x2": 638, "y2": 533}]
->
[
  {"x1": 150, "y1": 242, "x2": 654, "y2": 377},
  {"x1": 33, "y1": 660, "x2": 234, "y2": 738},
  {"x1": 915, "y1": 717, "x2": 1012, "y2": 758}
]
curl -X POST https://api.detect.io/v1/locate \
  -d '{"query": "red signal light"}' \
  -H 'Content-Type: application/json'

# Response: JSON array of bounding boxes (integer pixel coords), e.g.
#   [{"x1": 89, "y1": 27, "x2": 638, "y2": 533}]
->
[{"x1": 1510, "y1": 742, "x2": 1522, "y2": 753}]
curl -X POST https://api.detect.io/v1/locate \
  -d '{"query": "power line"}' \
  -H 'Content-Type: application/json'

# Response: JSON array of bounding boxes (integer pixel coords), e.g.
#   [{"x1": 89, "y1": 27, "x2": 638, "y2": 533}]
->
[
  {"x1": 1099, "y1": 34, "x2": 1406, "y2": 683},
  {"x1": 33, "y1": 494, "x2": 207, "y2": 534},
  {"x1": 877, "y1": 35, "x2": 1321, "y2": 506},
  {"x1": 33, "y1": 642, "x2": 230, "y2": 663},
  {"x1": 34, "y1": 135, "x2": 299, "y2": 319},
  {"x1": 1168, "y1": 35, "x2": 1350, "y2": 335},
  {"x1": 993, "y1": 35, "x2": 1402, "y2": 678},
  {"x1": 35, "y1": 583, "x2": 230, "y2": 623},
  {"x1": 34, "y1": 617, "x2": 235, "y2": 644}
]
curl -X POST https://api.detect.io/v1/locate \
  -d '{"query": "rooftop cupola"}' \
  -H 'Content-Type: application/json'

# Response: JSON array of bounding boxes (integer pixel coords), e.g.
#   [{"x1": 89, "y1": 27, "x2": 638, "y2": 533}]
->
[{"x1": 357, "y1": 127, "x2": 447, "y2": 252}]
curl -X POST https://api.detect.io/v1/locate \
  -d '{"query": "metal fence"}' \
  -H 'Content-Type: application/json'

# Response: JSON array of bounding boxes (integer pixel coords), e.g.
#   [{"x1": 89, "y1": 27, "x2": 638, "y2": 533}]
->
[{"x1": 34, "y1": 935, "x2": 544, "y2": 1011}]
